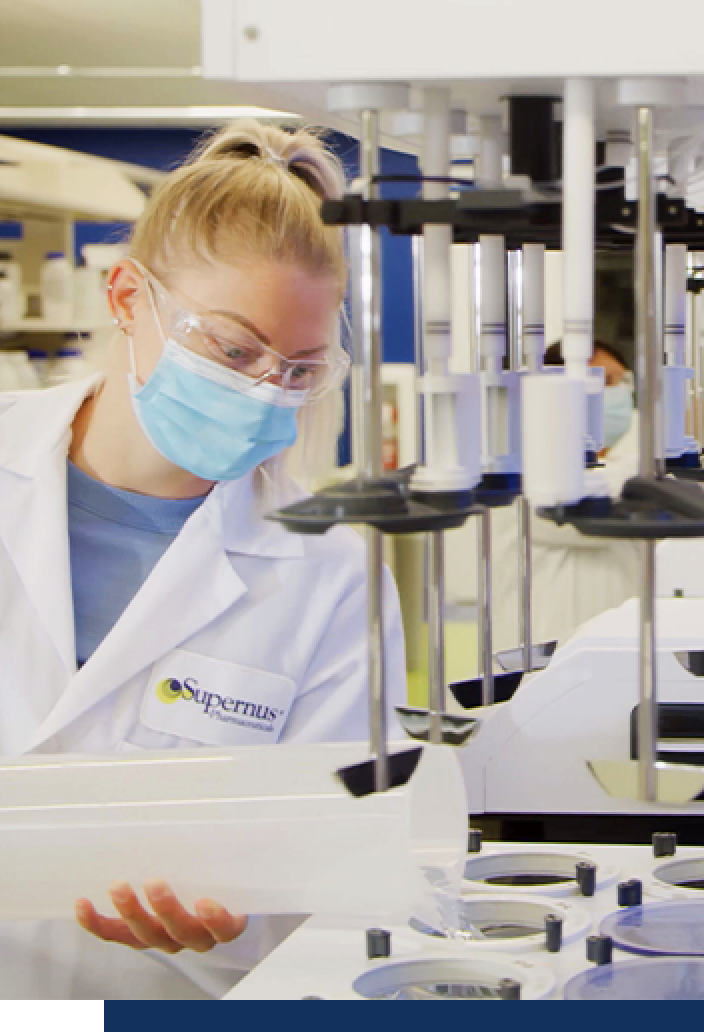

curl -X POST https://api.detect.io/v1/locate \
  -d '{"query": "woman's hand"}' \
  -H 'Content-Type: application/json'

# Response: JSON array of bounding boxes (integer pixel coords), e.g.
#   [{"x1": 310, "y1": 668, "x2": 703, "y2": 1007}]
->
[{"x1": 75, "y1": 880, "x2": 248, "y2": 953}]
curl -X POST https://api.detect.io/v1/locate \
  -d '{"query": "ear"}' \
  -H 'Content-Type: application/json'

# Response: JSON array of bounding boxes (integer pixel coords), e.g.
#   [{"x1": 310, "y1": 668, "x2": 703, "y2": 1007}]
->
[{"x1": 106, "y1": 260, "x2": 143, "y2": 333}]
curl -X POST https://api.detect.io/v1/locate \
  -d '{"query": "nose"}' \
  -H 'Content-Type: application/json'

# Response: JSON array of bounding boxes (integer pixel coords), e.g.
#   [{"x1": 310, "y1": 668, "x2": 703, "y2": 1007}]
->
[{"x1": 255, "y1": 360, "x2": 286, "y2": 389}]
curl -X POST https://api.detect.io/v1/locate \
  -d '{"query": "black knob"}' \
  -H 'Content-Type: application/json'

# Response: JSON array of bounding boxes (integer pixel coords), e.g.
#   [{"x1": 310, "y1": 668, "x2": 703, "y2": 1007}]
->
[
  {"x1": 576, "y1": 861, "x2": 597, "y2": 897},
  {"x1": 544, "y1": 913, "x2": 563, "y2": 953},
  {"x1": 468, "y1": 828, "x2": 483, "y2": 854},
  {"x1": 586, "y1": 934, "x2": 613, "y2": 965},
  {"x1": 653, "y1": 832, "x2": 677, "y2": 858},
  {"x1": 617, "y1": 879, "x2": 643, "y2": 907},
  {"x1": 498, "y1": 978, "x2": 521, "y2": 1000},
  {"x1": 366, "y1": 927, "x2": 391, "y2": 959}
]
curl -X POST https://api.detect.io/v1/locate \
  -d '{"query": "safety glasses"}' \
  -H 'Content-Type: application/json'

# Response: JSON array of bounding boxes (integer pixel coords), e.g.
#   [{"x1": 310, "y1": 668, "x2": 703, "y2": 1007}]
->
[{"x1": 132, "y1": 259, "x2": 350, "y2": 402}]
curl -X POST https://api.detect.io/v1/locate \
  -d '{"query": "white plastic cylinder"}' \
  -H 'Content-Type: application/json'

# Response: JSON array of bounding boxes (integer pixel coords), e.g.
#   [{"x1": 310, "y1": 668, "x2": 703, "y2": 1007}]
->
[
  {"x1": 327, "y1": 81, "x2": 411, "y2": 114},
  {"x1": 482, "y1": 370, "x2": 522, "y2": 475},
  {"x1": 40, "y1": 251, "x2": 73, "y2": 324},
  {"x1": 423, "y1": 88, "x2": 453, "y2": 367},
  {"x1": 522, "y1": 243, "x2": 546, "y2": 371},
  {"x1": 423, "y1": 88, "x2": 451, "y2": 188},
  {"x1": 412, "y1": 372, "x2": 482, "y2": 493},
  {"x1": 664, "y1": 244, "x2": 688, "y2": 367},
  {"x1": 562, "y1": 78, "x2": 595, "y2": 379},
  {"x1": 0, "y1": 742, "x2": 467, "y2": 921},
  {"x1": 423, "y1": 228, "x2": 453, "y2": 366},
  {"x1": 478, "y1": 116, "x2": 503, "y2": 184},
  {"x1": 479, "y1": 235, "x2": 506, "y2": 372},
  {"x1": 522, "y1": 374, "x2": 586, "y2": 507}
]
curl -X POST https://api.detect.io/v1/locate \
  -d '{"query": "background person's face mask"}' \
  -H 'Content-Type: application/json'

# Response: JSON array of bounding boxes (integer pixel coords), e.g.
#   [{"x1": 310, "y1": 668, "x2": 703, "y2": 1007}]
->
[
  {"x1": 127, "y1": 297, "x2": 305, "y2": 482},
  {"x1": 602, "y1": 382, "x2": 634, "y2": 450}
]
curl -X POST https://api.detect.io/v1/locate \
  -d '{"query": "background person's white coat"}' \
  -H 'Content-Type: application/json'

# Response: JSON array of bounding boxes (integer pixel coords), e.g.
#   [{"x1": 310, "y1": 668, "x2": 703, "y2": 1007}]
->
[{"x1": 0, "y1": 378, "x2": 406, "y2": 999}]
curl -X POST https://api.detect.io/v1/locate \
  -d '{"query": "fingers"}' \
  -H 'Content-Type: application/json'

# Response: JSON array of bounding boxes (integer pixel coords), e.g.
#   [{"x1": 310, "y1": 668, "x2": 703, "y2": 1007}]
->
[
  {"x1": 194, "y1": 899, "x2": 249, "y2": 943},
  {"x1": 143, "y1": 882, "x2": 218, "y2": 953},
  {"x1": 75, "y1": 883, "x2": 248, "y2": 954},
  {"x1": 75, "y1": 898, "x2": 150, "y2": 950},
  {"x1": 107, "y1": 883, "x2": 187, "y2": 953}
]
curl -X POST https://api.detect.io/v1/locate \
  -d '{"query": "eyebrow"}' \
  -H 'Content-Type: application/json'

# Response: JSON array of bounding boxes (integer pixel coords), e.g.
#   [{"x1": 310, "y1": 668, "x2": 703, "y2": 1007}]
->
[
  {"x1": 211, "y1": 310, "x2": 272, "y2": 347},
  {"x1": 210, "y1": 310, "x2": 328, "y2": 359}
]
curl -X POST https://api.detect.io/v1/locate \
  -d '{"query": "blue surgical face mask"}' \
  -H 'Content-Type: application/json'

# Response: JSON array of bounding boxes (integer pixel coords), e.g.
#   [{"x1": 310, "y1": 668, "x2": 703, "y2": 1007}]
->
[
  {"x1": 127, "y1": 327, "x2": 305, "y2": 483},
  {"x1": 603, "y1": 381, "x2": 634, "y2": 450}
]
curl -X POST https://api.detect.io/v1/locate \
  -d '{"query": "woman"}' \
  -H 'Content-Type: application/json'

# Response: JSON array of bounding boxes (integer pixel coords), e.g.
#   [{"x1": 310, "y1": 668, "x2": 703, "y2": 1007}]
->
[{"x1": 0, "y1": 121, "x2": 405, "y2": 999}]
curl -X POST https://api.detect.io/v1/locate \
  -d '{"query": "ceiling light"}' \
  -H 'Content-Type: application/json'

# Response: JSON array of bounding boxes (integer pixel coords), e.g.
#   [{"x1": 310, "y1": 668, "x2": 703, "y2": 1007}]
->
[{"x1": 0, "y1": 106, "x2": 302, "y2": 125}]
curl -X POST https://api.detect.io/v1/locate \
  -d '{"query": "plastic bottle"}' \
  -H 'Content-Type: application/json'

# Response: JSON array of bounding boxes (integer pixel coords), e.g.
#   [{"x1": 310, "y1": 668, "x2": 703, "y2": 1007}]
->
[
  {"x1": 27, "y1": 348, "x2": 49, "y2": 386},
  {"x1": 0, "y1": 271, "x2": 19, "y2": 327},
  {"x1": 46, "y1": 335, "x2": 88, "y2": 386},
  {"x1": 40, "y1": 252, "x2": 73, "y2": 324},
  {"x1": 0, "y1": 252, "x2": 23, "y2": 310}
]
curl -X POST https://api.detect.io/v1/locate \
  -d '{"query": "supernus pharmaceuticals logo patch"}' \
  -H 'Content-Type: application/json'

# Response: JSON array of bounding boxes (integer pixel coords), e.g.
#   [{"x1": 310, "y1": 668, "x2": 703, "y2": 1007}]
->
[{"x1": 154, "y1": 676, "x2": 284, "y2": 732}]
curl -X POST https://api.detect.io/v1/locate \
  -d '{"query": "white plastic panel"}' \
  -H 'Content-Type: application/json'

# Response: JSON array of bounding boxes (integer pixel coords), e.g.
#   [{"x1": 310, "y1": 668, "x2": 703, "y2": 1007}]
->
[
  {"x1": 203, "y1": 0, "x2": 704, "y2": 83},
  {"x1": 0, "y1": 742, "x2": 468, "y2": 921}
]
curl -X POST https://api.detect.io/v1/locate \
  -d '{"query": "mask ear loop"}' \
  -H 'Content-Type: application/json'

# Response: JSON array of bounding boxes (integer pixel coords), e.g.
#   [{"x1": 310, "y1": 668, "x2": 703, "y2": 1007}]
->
[
  {"x1": 127, "y1": 266, "x2": 170, "y2": 389},
  {"x1": 126, "y1": 333, "x2": 139, "y2": 383}
]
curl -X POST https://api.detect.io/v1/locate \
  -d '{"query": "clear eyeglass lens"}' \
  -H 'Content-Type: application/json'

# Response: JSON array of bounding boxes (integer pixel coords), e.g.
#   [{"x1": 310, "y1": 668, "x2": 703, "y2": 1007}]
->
[{"x1": 170, "y1": 309, "x2": 340, "y2": 395}]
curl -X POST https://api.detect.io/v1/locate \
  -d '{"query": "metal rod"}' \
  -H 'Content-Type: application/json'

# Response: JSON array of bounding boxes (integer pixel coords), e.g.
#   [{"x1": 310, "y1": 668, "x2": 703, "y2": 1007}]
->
[
  {"x1": 507, "y1": 247, "x2": 534, "y2": 671},
  {"x1": 427, "y1": 531, "x2": 446, "y2": 744},
  {"x1": 359, "y1": 108, "x2": 388, "y2": 791},
  {"x1": 519, "y1": 498, "x2": 533, "y2": 671},
  {"x1": 691, "y1": 252, "x2": 704, "y2": 444},
  {"x1": 635, "y1": 105, "x2": 658, "y2": 803},
  {"x1": 507, "y1": 249, "x2": 522, "y2": 371},
  {"x1": 654, "y1": 230, "x2": 666, "y2": 477},
  {"x1": 686, "y1": 251, "x2": 696, "y2": 438},
  {"x1": 411, "y1": 235, "x2": 425, "y2": 465},
  {"x1": 477, "y1": 507, "x2": 494, "y2": 705},
  {"x1": 693, "y1": 286, "x2": 697, "y2": 443}
]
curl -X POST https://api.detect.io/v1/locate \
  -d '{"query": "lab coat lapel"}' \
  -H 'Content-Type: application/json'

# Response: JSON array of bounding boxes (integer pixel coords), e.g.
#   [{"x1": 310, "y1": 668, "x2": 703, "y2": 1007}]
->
[
  {"x1": 0, "y1": 450, "x2": 76, "y2": 676},
  {"x1": 0, "y1": 380, "x2": 102, "y2": 678},
  {"x1": 27, "y1": 492, "x2": 248, "y2": 750}
]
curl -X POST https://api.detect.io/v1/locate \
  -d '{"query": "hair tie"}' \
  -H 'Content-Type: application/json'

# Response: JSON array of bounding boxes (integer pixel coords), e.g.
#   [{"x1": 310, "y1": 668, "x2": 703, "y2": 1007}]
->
[{"x1": 261, "y1": 147, "x2": 288, "y2": 169}]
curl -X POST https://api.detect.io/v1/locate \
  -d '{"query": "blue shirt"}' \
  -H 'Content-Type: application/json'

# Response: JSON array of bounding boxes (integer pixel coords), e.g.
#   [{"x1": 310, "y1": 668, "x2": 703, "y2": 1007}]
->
[{"x1": 67, "y1": 460, "x2": 206, "y2": 666}]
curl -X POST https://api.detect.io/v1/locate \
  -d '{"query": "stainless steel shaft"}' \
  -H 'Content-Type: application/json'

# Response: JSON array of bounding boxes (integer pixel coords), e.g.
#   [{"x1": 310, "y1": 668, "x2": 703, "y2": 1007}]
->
[
  {"x1": 427, "y1": 531, "x2": 446, "y2": 744},
  {"x1": 358, "y1": 108, "x2": 388, "y2": 791},
  {"x1": 507, "y1": 249, "x2": 534, "y2": 673},
  {"x1": 478, "y1": 507, "x2": 494, "y2": 705},
  {"x1": 411, "y1": 235, "x2": 425, "y2": 465},
  {"x1": 635, "y1": 105, "x2": 659, "y2": 803},
  {"x1": 519, "y1": 498, "x2": 533, "y2": 672}
]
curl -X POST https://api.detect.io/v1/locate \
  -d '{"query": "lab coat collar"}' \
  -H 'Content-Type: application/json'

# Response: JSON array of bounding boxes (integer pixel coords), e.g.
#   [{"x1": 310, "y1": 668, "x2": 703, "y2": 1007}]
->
[
  {"x1": 215, "y1": 471, "x2": 305, "y2": 560},
  {"x1": 0, "y1": 375, "x2": 103, "y2": 478}
]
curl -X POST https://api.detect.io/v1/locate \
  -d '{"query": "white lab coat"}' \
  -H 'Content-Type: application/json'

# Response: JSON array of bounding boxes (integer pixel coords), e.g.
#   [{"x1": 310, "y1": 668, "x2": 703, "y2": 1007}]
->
[
  {"x1": 490, "y1": 414, "x2": 643, "y2": 650},
  {"x1": 0, "y1": 377, "x2": 406, "y2": 999}
]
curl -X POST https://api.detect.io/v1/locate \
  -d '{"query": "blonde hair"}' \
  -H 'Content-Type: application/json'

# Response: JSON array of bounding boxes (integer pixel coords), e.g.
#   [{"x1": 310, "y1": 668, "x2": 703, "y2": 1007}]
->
[
  {"x1": 128, "y1": 119, "x2": 349, "y2": 494},
  {"x1": 130, "y1": 119, "x2": 346, "y2": 292}
]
